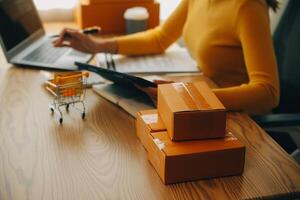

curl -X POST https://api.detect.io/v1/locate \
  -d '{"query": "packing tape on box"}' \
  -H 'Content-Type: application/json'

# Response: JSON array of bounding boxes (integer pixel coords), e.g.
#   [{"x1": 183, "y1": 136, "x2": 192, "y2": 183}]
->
[
  {"x1": 225, "y1": 132, "x2": 238, "y2": 141},
  {"x1": 142, "y1": 114, "x2": 158, "y2": 124},
  {"x1": 153, "y1": 138, "x2": 165, "y2": 150},
  {"x1": 172, "y1": 82, "x2": 211, "y2": 110}
]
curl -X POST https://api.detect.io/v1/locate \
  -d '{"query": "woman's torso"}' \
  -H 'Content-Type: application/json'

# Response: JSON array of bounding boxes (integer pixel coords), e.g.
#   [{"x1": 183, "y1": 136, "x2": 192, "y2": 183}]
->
[{"x1": 182, "y1": 0, "x2": 268, "y2": 87}]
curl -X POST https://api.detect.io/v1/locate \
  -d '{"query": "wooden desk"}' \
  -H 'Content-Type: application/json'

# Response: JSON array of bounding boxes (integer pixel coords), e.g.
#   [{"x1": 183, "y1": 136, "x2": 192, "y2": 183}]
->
[{"x1": 0, "y1": 22, "x2": 299, "y2": 200}]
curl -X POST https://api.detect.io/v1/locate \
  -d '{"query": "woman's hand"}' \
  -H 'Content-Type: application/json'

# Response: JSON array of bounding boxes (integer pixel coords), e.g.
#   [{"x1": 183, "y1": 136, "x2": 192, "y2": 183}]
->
[
  {"x1": 52, "y1": 28, "x2": 118, "y2": 54},
  {"x1": 136, "y1": 80, "x2": 174, "y2": 106}
]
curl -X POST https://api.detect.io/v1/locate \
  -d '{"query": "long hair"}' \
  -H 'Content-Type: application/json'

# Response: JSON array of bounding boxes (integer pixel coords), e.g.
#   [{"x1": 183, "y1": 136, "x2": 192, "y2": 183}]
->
[{"x1": 266, "y1": 0, "x2": 279, "y2": 12}]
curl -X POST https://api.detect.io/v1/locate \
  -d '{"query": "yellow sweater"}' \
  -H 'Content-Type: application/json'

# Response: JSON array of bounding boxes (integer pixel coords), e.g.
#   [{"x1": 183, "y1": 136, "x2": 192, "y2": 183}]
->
[{"x1": 116, "y1": 0, "x2": 279, "y2": 115}]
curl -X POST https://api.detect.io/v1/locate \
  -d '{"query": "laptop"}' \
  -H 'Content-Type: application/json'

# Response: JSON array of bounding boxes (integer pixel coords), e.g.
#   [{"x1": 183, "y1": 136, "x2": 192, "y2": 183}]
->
[{"x1": 0, "y1": 0, "x2": 92, "y2": 70}]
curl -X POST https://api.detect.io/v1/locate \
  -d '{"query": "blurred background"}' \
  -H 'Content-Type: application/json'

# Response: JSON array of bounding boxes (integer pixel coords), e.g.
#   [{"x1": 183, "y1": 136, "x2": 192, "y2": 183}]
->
[{"x1": 34, "y1": 0, "x2": 181, "y2": 21}]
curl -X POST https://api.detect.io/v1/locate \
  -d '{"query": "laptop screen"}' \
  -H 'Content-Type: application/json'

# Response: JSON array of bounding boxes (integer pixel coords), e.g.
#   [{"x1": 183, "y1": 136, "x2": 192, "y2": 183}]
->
[{"x1": 0, "y1": 0, "x2": 42, "y2": 51}]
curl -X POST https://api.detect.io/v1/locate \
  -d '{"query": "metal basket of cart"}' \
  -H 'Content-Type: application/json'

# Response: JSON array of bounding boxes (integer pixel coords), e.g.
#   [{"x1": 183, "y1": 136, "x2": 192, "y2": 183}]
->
[{"x1": 46, "y1": 71, "x2": 89, "y2": 124}]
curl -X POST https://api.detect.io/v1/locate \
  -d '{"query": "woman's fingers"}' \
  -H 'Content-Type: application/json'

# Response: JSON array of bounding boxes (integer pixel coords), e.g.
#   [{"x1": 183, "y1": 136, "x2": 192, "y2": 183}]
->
[
  {"x1": 54, "y1": 36, "x2": 73, "y2": 47},
  {"x1": 58, "y1": 44, "x2": 71, "y2": 48},
  {"x1": 153, "y1": 79, "x2": 174, "y2": 85},
  {"x1": 138, "y1": 80, "x2": 173, "y2": 106},
  {"x1": 135, "y1": 85, "x2": 157, "y2": 99},
  {"x1": 145, "y1": 87, "x2": 158, "y2": 106},
  {"x1": 143, "y1": 87, "x2": 157, "y2": 96},
  {"x1": 52, "y1": 27, "x2": 102, "y2": 53},
  {"x1": 53, "y1": 28, "x2": 69, "y2": 46},
  {"x1": 52, "y1": 28, "x2": 81, "y2": 47},
  {"x1": 134, "y1": 84, "x2": 155, "y2": 94}
]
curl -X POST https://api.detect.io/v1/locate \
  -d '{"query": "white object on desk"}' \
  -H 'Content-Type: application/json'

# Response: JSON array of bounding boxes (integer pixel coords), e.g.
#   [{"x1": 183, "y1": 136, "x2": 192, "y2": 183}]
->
[
  {"x1": 92, "y1": 83, "x2": 154, "y2": 117},
  {"x1": 92, "y1": 75, "x2": 160, "y2": 117},
  {"x1": 124, "y1": 7, "x2": 149, "y2": 34},
  {"x1": 95, "y1": 48, "x2": 198, "y2": 74}
]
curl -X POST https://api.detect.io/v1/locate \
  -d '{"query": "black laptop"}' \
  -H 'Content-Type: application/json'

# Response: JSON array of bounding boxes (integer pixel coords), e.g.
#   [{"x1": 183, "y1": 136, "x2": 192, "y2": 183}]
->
[{"x1": 0, "y1": 0, "x2": 92, "y2": 70}]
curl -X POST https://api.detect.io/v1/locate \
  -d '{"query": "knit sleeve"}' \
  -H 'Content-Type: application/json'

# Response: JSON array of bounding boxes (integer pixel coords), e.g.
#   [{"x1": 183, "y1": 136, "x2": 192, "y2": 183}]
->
[{"x1": 213, "y1": 0, "x2": 280, "y2": 115}]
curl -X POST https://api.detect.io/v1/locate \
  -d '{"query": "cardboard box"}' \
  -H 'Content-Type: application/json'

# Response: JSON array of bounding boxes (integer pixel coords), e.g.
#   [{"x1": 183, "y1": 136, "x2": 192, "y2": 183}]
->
[
  {"x1": 75, "y1": 1, "x2": 160, "y2": 34},
  {"x1": 158, "y1": 82, "x2": 226, "y2": 141},
  {"x1": 147, "y1": 131, "x2": 245, "y2": 184},
  {"x1": 136, "y1": 110, "x2": 165, "y2": 150}
]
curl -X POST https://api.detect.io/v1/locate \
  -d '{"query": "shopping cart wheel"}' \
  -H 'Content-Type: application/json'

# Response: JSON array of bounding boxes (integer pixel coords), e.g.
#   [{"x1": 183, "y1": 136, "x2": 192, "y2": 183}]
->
[
  {"x1": 59, "y1": 118, "x2": 63, "y2": 124},
  {"x1": 82, "y1": 113, "x2": 85, "y2": 119},
  {"x1": 66, "y1": 104, "x2": 69, "y2": 112}
]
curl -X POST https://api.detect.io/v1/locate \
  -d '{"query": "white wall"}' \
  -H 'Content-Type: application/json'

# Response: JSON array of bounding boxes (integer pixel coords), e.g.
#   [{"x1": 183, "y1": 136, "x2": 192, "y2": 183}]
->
[
  {"x1": 269, "y1": 0, "x2": 289, "y2": 33},
  {"x1": 157, "y1": 0, "x2": 180, "y2": 20},
  {"x1": 35, "y1": 0, "x2": 181, "y2": 22},
  {"x1": 36, "y1": 0, "x2": 287, "y2": 28},
  {"x1": 33, "y1": 0, "x2": 76, "y2": 21},
  {"x1": 33, "y1": 0, "x2": 76, "y2": 10}
]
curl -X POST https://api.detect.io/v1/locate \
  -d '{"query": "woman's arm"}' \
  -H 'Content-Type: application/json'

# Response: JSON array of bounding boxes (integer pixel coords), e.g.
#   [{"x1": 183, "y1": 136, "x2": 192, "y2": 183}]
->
[
  {"x1": 213, "y1": 0, "x2": 280, "y2": 115},
  {"x1": 52, "y1": 28, "x2": 118, "y2": 54},
  {"x1": 115, "y1": 0, "x2": 189, "y2": 55},
  {"x1": 53, "y1": 1, "x2": 188, "y2": 55}
]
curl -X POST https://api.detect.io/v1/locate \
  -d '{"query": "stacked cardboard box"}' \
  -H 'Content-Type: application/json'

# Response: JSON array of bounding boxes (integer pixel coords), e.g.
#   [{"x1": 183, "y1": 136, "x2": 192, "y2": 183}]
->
[
  {"x1": 136, "y1": 82, "x2": 245, "y2": 184},
  {"x1": 75, "y1": 0, "x2": 160, "y2": 34},
  {"x1": 158, "y1": 82, "x2": 227, "y2": 141}
]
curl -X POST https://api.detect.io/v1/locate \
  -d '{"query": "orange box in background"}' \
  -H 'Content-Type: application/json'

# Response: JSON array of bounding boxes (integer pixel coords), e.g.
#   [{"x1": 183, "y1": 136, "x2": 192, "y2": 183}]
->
[
  {"x1": 158, "y1": 82, "x2": 227, "y2": 141},
  {"x1": 147, "y1": 131, "x2": 245, "y2": 184},
  {"x1": 80, "y1": 0, "x2": 153, "y2": 4},
  {"x1": 136, "y1": 110, "x2": 165, "y2": 150},
  {"x1": 75, "y1": 1, "x2": 160, "y2": 34}
]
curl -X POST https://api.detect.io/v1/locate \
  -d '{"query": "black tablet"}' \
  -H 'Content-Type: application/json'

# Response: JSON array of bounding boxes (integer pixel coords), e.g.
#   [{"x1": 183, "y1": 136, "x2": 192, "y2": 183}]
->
[{"x1": 75, "y1": 62, "x2": 157, "y2": 88}]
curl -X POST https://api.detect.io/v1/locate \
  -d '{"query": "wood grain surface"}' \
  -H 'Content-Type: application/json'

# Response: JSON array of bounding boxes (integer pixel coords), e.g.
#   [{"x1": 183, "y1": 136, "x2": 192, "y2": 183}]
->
[{"x1": 0, "y1": 23, "x2": 299, "y2": 200}]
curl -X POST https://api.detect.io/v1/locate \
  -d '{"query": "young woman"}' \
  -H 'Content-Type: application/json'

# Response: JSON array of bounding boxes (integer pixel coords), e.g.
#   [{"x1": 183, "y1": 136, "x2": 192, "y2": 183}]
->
[{"x1": 53, "y1": 0, "x2": 280, "y2": 115}]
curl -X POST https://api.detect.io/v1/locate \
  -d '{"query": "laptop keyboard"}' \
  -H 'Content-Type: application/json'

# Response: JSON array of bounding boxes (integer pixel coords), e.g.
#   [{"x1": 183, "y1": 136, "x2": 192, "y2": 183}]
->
[{"x1": 23, "y1": 42, "x2": 68, "y2": 64}]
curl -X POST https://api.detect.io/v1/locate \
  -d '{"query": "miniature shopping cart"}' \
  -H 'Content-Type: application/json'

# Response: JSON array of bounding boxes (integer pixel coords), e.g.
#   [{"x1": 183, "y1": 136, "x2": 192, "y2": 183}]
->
[{"x1": 46, "y1": 71, "x2": 89, "y2": 124}]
